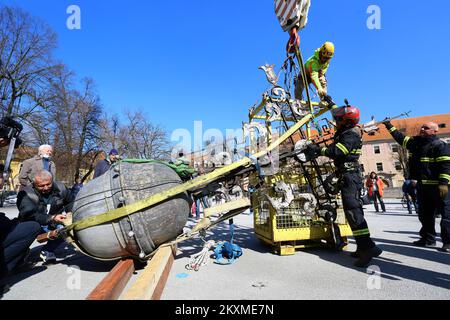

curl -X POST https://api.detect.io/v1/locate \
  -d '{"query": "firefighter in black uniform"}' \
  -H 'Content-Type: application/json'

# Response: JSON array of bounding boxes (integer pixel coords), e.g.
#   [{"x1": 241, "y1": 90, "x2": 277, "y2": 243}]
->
[
  {"x1": 384, "y1": 120, "x2": 450, "y2": 252},
  {"x1": 300, "y1": 98, "x2": 382, "y2": 267}
]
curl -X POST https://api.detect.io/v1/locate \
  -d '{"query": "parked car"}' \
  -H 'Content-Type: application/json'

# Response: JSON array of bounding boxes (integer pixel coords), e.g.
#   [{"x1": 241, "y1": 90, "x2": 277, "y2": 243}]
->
[
  {"x1": 0, "y1": 190, "x2": 17, "y2": 207},
  {"x1": 5, "y1": 193, "x2": 17, "y2": 205}
]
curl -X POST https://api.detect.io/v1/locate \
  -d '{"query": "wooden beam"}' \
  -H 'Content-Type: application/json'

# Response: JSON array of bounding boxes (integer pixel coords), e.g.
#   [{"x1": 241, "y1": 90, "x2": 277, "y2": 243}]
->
[
  {"x1": 204, "y1": 198, "x2": 251, "y2": 217},
  {"x1": 86, "y1": 259, "x2": 135, "y2": 300},
  {"x1": 121, "y1": 245, "x2": 176, "y2": 300}
]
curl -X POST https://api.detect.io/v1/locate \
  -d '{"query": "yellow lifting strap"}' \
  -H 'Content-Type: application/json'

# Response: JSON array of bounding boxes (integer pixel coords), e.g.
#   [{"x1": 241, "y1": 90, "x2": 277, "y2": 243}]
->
[{"x1": 67, "y1": 110, "x2": 327, "y2": 233}]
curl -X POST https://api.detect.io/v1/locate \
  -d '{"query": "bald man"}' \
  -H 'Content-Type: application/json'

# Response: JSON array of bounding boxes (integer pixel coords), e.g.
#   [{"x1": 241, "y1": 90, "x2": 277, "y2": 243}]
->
[{"x1": 384, "y1": 120, "x2": 450, "y2": 252}]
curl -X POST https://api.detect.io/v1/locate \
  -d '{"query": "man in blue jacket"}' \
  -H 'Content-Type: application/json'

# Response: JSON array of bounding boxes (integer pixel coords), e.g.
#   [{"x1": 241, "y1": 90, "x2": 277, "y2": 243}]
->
[{"x1": 93, "y1": 149, "x2": 119, "y2": 179}]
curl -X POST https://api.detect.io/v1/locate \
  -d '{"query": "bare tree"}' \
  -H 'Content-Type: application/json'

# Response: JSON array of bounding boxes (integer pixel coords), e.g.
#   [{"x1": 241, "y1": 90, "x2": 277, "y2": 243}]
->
[
  {"x1": 96, "y1": 114, "x2": 119, "y2": 154},
  {"x1": 0, "y1": 6, "x2": 60, "y2": 117},
  {"x1": 53, "y1": 75, "x2": 103, "y2": 183},
  {"x1": 25, "y1": 66, "x2": 104, "y2": 183},
  {"x1": 117, "y1": 111, "x2": 172, "y2": 160},
  {"x1": 0, "y1": 6, "x2": 172, "y2": 183}
]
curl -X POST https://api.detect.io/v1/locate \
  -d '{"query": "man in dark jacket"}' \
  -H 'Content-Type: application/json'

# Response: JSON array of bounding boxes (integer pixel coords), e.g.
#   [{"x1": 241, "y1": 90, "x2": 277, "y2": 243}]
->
[
  {"x1": 384, "y1": 120, "x2": 450, "y2": 252},
  {"x1": 402, "y1": 179, "x2": 418, "y2": 215},
  {"x1": 0, "y1": 117, "x2": 40, "y2": 279},
  {"x1": 17, "y1": 170, "x2": 74, "y2": 263},
  {"x1": 299, "y1": 98, "x2": 382, "y2": 267},
  {"x1": 93, "y1": 149, "x2": 119, "y2": 179}
]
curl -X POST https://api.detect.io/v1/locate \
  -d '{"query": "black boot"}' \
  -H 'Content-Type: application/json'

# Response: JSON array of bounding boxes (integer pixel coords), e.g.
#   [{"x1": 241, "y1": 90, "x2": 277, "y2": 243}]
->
[
  {"x1": 353, "y1": 246, "x2": 383, "y2": 268},
  {"x1": 374, "y1": 202, "x2": 379, "y2": 212},
  {"x1": 413, "y1": 239, "x2": 436, "y2": 247}
]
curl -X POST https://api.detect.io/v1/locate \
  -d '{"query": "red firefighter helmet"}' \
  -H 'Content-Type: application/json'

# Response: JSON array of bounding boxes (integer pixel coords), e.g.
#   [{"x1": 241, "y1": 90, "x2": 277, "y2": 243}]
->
[{"x1": 332, "y1": 104, "x2": 360, "y2": 128}]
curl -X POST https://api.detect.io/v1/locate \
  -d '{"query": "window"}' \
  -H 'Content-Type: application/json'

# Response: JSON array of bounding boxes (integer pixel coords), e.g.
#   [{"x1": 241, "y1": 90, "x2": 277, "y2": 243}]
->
[
  {"x1": 374, "y1": 145, "x2": 381, "y2": 154},
  {"x1": 395, "y1": 162, "x2": 402, "y2": 171},
  {"x1": 391, "y1": 144, "x2": 399, "y2": 153},
  {"x1": 439, "y1": 123, "x2": 446, "y2": 129},
  {"x1": 376, "y1": 163, "x2": 384, "y2": 172}
]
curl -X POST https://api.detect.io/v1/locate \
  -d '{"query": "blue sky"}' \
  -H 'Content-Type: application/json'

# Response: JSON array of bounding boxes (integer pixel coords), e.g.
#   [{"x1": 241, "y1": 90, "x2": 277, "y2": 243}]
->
[{"x1": 4, "y1": 0, "x2": 450, "y2": 148}]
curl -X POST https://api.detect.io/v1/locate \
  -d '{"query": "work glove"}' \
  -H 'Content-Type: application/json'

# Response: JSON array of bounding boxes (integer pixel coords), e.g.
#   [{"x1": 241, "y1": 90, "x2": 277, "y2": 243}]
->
[
  {"x1": 318, "y1": 88, "x2": 327, "y2": 98},
  {"x1": 382, "y1": 117, "x2": 394, "y2": 130},
  {"x1": 323, "y1": 95, "x2": 336, "y2": 109},
  {"x1": 439, "y1": 184, "x2": 449, "y2": 200},
  {"x1": 297, "y1": 144, "x2": 322, "y2": 163},
  {"x1": 307, "y1": 144, "x2": 321, "y2": 156}
]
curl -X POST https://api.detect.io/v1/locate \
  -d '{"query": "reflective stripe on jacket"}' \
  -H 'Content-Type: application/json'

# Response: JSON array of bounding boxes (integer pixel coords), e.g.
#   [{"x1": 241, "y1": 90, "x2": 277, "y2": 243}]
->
[
  {"x1": 387, "y1": 125, "x2": 450, "y2": 185},
  {"x1": 305, "y1": 48, "x2": 331, "y2": 91}
]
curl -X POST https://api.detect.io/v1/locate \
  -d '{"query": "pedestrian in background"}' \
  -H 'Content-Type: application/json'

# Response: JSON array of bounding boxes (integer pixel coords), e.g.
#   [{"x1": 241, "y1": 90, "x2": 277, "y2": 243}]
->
[
  {"x1": 194, "y1": 167, "x2": 210, "y2": 220},
  {"x1": 366, "y1": 172, "x2": 386, "y2": 213},
  {"x1": 402, "y1": 179, "x2": 418, "y2": 215},
  {"x1": 18, "y1": 145, "x2": 56, "y2": 190},
  {"x1": 93, "y1": 149, "x2": 119, "y2": 179},
  {"x1": 71, "y1": 177, "x2": 84, "y2": 198}
]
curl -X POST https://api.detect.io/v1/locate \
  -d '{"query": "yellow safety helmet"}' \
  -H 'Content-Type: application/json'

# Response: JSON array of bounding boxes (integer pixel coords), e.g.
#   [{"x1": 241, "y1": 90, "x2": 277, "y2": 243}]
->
[{"x1": 320, "y1": 42, "x2": 335, "y2": 59}]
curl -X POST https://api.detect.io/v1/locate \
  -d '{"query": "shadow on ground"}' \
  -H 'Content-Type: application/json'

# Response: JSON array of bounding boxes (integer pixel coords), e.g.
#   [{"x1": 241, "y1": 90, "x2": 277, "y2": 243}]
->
[
  {"x1": 0, "y1": 243, "x2": 120, "y2": 299},
  {"x1": 0, "y1": 266, "x2": 47, "y2": 299},
  {"x1": 178, "y1": 218, "x2": 450, "y2": 291},
  {"x1": 374, "y1": 213, "x2": 418, "y2": 217},
  {"x1": 176, "y1": 219, "x2": 269, "y2": 259},
  {"x1": 297, "y1": 236, "x2": 450, "y2": 290}
]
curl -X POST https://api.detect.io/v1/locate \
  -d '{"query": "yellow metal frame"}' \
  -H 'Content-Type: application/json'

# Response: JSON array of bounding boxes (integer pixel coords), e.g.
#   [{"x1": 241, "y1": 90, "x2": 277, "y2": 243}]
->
[
  {"x1": 251, "y1": 176, "x2": 353, "y2": 255},
  {"x1": 247, "y1": 74, "x2": 353, "y2": 256}
]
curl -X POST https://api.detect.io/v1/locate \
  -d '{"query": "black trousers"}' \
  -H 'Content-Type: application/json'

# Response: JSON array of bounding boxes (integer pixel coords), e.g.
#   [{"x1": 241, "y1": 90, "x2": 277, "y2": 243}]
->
[
  {"x1": 371, "y1": 190, "x2": 386, "y2": 212},
  {"x1": 1, "y1": 215, "x2": 41, "y2": 278},
  {"x1": 340, "y1": 172, "x2": 376, "y2": 250},
  {"x1": 417, "y1": 185, "x2": 450, "y2": 245}
]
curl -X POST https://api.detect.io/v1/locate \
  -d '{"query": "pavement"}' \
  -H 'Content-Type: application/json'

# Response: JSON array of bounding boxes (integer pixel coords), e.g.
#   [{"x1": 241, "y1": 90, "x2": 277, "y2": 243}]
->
[{"x1": 1, "y1": 199, "x2": 449, "y2": 300}]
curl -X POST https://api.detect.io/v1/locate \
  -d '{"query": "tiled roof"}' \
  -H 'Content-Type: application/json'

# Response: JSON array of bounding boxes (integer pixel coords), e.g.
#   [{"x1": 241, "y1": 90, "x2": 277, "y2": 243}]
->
[{"x1": 363, "y1": 113, "x2": 450, "y2": 142}]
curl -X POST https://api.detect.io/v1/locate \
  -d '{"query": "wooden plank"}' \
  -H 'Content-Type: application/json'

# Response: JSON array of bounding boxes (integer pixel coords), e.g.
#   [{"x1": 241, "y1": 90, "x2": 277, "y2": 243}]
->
[
  {"x1": 121, "y1": 245, "x2": 175, "y2": 300},
  {"x1": 86, "y1": 259, "x2": 135, "y2": 300},
  {"x1": 204, "y1": 198, "x2": 251, "y2": 217}
]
